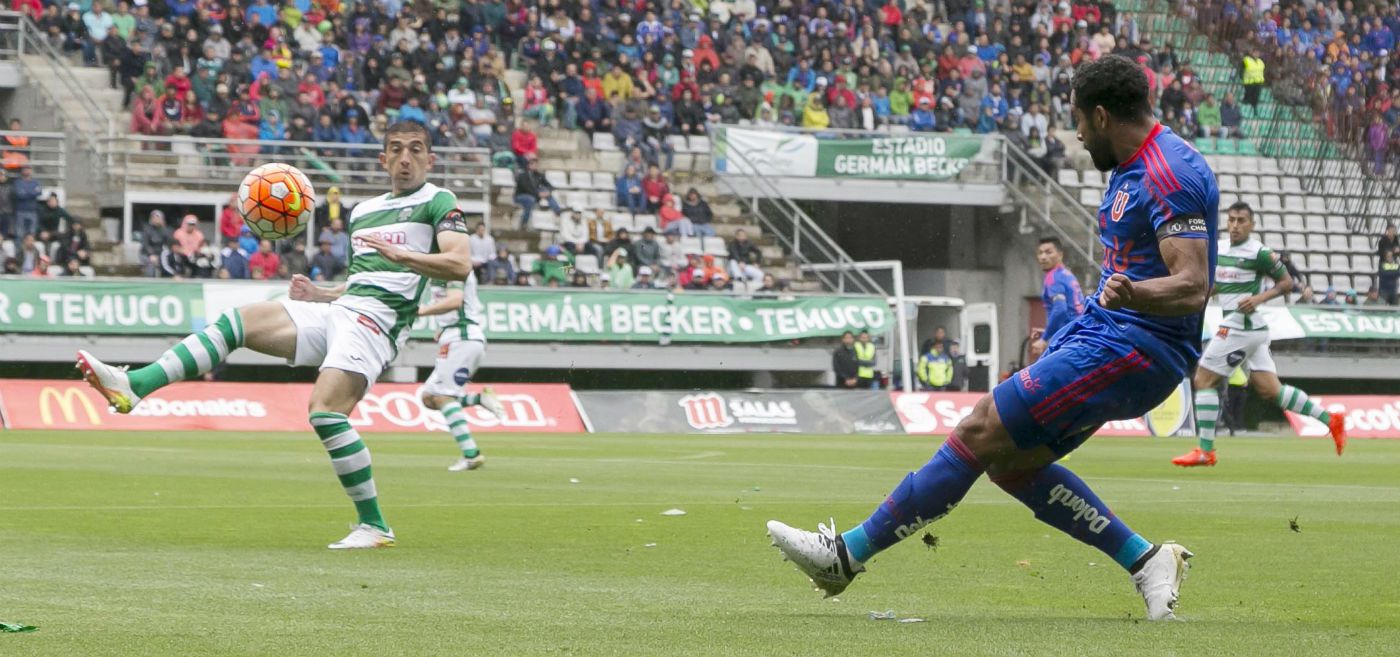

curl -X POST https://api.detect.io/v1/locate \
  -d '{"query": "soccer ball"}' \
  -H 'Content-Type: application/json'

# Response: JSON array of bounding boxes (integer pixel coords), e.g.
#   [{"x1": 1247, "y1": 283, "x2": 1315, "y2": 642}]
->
[{"x1": 237, "y1": 163, "x2": 317, "y2": 241}]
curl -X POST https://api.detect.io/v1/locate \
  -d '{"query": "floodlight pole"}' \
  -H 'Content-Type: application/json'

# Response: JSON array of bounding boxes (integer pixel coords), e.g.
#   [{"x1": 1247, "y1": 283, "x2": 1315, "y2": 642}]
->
[{"x1": 800, "y1": 260, "x2": 913, "y2": 393}]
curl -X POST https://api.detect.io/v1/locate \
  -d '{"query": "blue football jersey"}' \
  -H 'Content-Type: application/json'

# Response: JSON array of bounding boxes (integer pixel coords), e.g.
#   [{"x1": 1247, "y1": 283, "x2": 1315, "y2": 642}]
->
[
  {"x1": 1041, "y1": 263, "x2": 1085, "y2": 339},
  {"x1": 1093, "y1": 124, "x2": 1219, "y2": 353}
]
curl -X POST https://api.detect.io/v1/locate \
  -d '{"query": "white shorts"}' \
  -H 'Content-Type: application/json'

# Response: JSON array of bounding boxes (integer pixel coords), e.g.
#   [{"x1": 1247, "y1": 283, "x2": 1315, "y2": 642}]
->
[
  {"x1": 1199, "y1": 326, "x2": 1275, "y2": 377},
  {"x1": 280, "y1": 299, "x2": 397, "y2": 389},
  {"x1": 421, "y1": 335, "x2": 487, "y2": 398}
]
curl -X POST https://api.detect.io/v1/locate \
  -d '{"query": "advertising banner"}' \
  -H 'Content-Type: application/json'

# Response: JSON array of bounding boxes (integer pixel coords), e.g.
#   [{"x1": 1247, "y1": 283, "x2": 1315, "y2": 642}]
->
[
  {"x1": 0, "y1": 279, "x2": 204, "y2": 334},
  {"x1": 1202, "y1": 305, "x2": 1400, "y2": 341},
  {"x1": 889, "y1": 392, "x2": 1180, "y2": 437},
  {"x1": 1285, "y1": 396, "x2": 1400, "y2": 439},
  {"x1": 0, "y1": 380, "x2": 584, "y2": 433},
  {"x1": 577, "y1": 390, "x2": 904, "y2": 434},
  {"x1": 0, "y1": 279, "x2": 890, "y2": 344},
  {"x1": 714, "y1": 128, "x2": 984, "y2": 181}
]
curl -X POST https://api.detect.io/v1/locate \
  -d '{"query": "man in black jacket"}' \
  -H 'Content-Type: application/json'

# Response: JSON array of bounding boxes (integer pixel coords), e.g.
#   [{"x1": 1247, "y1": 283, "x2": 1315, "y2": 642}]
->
[
  {"x1": 513, "y1": 157, "x2": 562, "y2": 228},
  {"x1": 140, "y1": 210, "x2": 172, "y2": 277},
  {"x1": 832, "y1": 331, "x2": 860, "y2": 389}
]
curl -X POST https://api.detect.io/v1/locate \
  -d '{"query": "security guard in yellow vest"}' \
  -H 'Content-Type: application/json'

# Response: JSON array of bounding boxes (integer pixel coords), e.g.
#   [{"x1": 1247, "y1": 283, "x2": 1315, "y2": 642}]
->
[
  {"x1": 854, "y1": 330, "x2": 877, "y2": 389},
  {"x1": 917, "y1": 344, "x2": 954, "y2": 390},
  {"x1": 1242, "y1": 50, "x2": 1265, "y2": 107}
]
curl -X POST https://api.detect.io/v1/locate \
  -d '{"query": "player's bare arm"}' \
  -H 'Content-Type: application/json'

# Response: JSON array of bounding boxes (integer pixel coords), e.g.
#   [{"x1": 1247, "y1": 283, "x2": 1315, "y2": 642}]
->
[
  {"x1": 417, "y1": 288, "x2": 464, "y2": 317},
  {"x1": 358, "y1": 231, "x2": 473, "y2": 282},
  {"x1": 1236, "y1": 267, "x2": 1293, "y2": 314},
  {"x1": 288, "y1": 274, "x2": 347, "y2": 303},
  {"x1": 1101, "y1": 236, "x2": 1210, "y2": 315}
]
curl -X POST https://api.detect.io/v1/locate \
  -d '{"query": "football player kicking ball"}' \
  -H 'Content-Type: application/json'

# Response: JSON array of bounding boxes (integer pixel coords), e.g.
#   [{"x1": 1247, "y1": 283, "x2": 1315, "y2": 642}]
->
[
  {"x1": 767, "y1": 55, "x2": 1217, "y2": 620},
  {"x1": 76, "y1": 121, "x2": 472, "y2": 549},
  {"x1": 416, "y1": 272, "x2": 506, "y2": 471},
  {"x1": 1172, "y1": 201, "x2": 1345, "y2": 467}
]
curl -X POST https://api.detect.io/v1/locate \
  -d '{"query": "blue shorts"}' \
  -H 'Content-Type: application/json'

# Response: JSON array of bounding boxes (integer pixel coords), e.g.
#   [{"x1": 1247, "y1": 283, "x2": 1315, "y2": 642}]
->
[{"x1": 993, "y1": 306, "x2": 1188, "y2": 456}]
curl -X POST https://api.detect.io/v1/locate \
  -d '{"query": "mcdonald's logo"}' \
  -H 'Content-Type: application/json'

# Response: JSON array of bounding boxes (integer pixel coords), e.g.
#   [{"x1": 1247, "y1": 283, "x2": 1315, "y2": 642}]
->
[{"x1": 39, "y1": 387, "x2": 103, "y2": 426}]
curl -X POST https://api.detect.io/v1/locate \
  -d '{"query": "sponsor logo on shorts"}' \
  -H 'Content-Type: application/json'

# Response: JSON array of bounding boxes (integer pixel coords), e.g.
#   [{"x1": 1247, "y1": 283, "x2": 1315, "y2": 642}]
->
[
  {"x1": 1226, "y1": 349, "x2": 1246, "y2": 367},
  {"x1": 1216, "y1": 326, "x2": 1230, "y2": 338},
  {"x1": 1019, "y1": 369, "x2": 1043, "y2": 393},
  {"x1": 354, "y1": 314, "x2": 382, "y2": 335},
  {"x1": 1046, "y1": 484, "x2": 1112, "y2": 534},
  {"x1": 438, "y1": 342, "x2": 450, "y2": 357},
  {"x1": 452, "y1": 368, "x2": 472, "y2": 385}
]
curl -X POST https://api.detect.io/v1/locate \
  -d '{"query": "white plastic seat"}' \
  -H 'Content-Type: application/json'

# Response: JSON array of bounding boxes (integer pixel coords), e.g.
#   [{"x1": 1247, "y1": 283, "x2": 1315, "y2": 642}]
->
[
  {"x1": 1079, "y1": 188, "x2": 1100, "y2": 206},
  {"x1": 568, "y1": 171, "x2": 593, "y2": 190},
  {"x1": 686, "y1": 135, "x2": 710, "y2": 153},
  {"x1": 1305, "y1": 196, "x2": 1327, "y2": 213},
  {"x1": 528, "y1": 210, "x2": 560, "y2": 232},
  {"x1": 1350, "y1": 235, "x2": 1372, "y2": 253},
  {"x1": 1326, "y1": 216, "x2": 1348, "y2": 233},
  {"x1": 592, "y1": 132, "x2": 618, "y2": 151},
  {"x1": 1355, "y1": 274, "x2": 1373, "y2": 293},
  {"x1": 1285, "y1": 233, "x2": 1306, "y2": 252},
  {"x1": 703, "y1": 237, "x2": 728, "y2": 256},
  {"x1": 545, "y1": 170, "x2": 571, "y2": 189},
  {"x1": 587, "y1": 191, "x2": 614, "y2": 209},
  {"x1": 1353, "y1": 254, "x2": 1375, "y2": 273},
  {"x1": 573, "y1": 254, "x2": 600, "y2": 274},
  {"x1": 1306, "y1": 234, "x2": 1329, "y2": 252},
  {"x1": 1328, "y1": 254, "x2": 1350, "y2": 272},
  {"x1": 609, "y1": 213, "x2": 634, "y2": 232},
  {"x1": 517, "y1": 253, "x2": 539, "y2": 272},
  {"x1": 1332, "y1": 274, "x2": 1352, "y2": 291},
  {"x1": 1058, "y1": 169, "x2": 1080, "y2": 187},
  {"x1": 591, "y1": 171, "x2": 615, "y2": 191},
  {"x1": 1305, "y1": 254, "x2": 1329, "y2": 272},
  {"x1": 680, "y1": 237, "x2": 704, "y2": 255},
  {"x1": 1215, "y1": 174, "x2": 1239, "y2": 192},
  {"x1": 1327, "y1": 235, "x2": 1350, "y2": 253},
  {"x1": 1282, "y1": 214, "x2": 1305, "y2": 232},
  {"x1": 1238, "y1": 174, "x2": 1259, "y2": 191},
  {"x1": 1260, "y1": 195, "x2": 1284, "y2": 212},
  {"x1": 1263, "y1": 233, "x2": 1285, "y2": 250},
  {"x1": 1304, "y1": 215, "x2": 1326, "y2": 233},
  {"x1": 632, "y1": 214, "x2": 658, "y2": 232},
  {"x1": 492, "y1": 167, "x2": 516, "y2": 187},
  {"x1": 1280, "y1": 176, "x2": 1303, "y2": 194},
  {"x1": 1256, "y1": 213, "x2": 1279, "y2": 231}
]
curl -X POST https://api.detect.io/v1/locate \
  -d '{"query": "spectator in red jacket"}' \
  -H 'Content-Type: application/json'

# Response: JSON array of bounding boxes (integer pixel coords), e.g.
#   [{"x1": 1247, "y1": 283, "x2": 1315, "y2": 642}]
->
[
  {"x1": 511, "y1": 120, "x2": 539, "y2": 165},
  {"x1": 641, "y1": 164, "x2": 670, "y2": 212},
  {"x1": 164, "y1": 67, "x2": 192, "y2": 99},
  {"x1": 219, "y1": 194, "x2": 244, "y2": 243},
  {"x1": 248, "y1": 238, "x2": 281, "y2": 279},
  {"x1": 129, "y1": 85, "x2": 165, "y2": 136}
]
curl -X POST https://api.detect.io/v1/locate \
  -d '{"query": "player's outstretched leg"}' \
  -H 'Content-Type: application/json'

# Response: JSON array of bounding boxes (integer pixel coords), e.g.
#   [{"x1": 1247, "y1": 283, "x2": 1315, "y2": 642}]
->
[
  {"x1": 77, "y1": 309, "x2": 248, "y2": 412},
  {"x1": 438, "y1": 397, "x2": 485, "y2": 472},
  {"x1": 1275, "y1": 383, "x2": 1346, "y2": 455}
]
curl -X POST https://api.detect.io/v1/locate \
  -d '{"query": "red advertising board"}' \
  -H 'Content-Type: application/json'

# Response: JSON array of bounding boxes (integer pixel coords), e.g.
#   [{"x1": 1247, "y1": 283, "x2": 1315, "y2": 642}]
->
[
  {"x1": 889, "y1": 392, "x2": 1153, "y2": 437},
  {"x1": 1285, "y1": 396, "x2": 1400, "y2": 439},
  {"x1": 0, "y1": 380, "x2": 585, "y2": 433}
]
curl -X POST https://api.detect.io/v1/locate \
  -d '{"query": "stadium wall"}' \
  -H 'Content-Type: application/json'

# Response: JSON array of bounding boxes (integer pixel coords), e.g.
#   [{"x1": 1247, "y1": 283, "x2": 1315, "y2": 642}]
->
[{"x1": 6, "y1": 380, "x2": 1392, "y2": 438}]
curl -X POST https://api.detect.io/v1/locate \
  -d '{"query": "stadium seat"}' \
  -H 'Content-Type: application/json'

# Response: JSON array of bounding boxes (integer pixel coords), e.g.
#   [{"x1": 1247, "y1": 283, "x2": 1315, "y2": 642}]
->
[
  {"x1": 1285, "y1": 233, "x2": 1306, "y2": 252},
  {"x1": 569, "y1": 171, "x2": 593, "y2": 190},
  {"x1": 592, "y1": 132, "x2": 618, "y2": 151},
  {"x1": 1356, "y1": 275, "x2": 1373, "y2": 293},
  {"x1": 1305, "y1": 254, "x2": 1329, "y2": 273},
  {"x1": 1080, "y1": 170, "x2": 1104, "y2": 188},
  {"x1": 1280, "y1": 176, "x2": 1303, "y2": 194},
  {"x1": 1078, "y1": 188, "x2": 1099, "y2": 207},
  {"x1": 591, "y1": 172, "x2": 615, "y2": 191},
  {"x1": 1256, "y1": 213, "x2": 1279, "y2": 231},
  {"x1": 1281, "y1": 193, "x2": 1306, "y2": 213},
  {"x1": 1238, "y1": 174, "x2": 1259, "y2": 191},
  {"x1": 1263, "y1": 232, "x2": 1285, "y2": 251},
  {"x1": 1259, "y1": 176, "x2": 1282, "y2": 193},
  {"x1": 680, "y1": 237, "x2": 704, "y2": 255},
  {"x1": 545, "y1": 170, "x2": 570, "y2": 189},
  {"x1": 1350, "y1": 235, "x2": 1372, "y2": 253},
  {"x1": 492, "y1": 167, "x2": 516, "y2": 188},
  {"x1": 1214, "y1": 155, "x2": 1241, "y2": 174},
  {"x1": 573, "y1": 254, "x2": 600, "y2": 274},
  {"x1": 0, "y1": 239, "x2": 12, "y2": 260},
  {"x1": 529, "y1": 211, "x2": 560, "y2": 232},
  {"x1": 1326, "y1": 216, "x2": 1348, "y2": 233},
  {"x1": 1306, "y1": 234, "x2": 1329, "y2": 252},
  {"x1": 608, "y1": 213, "x2": 632, "y2": 232},
  {"x1": 1261, "y1": 195, "x2": 1283, "y2": 212},
  {"x1": 517, "y1": 253, "x2": 539, "y2": 273},
  {"x1": 703, "y1": 237, "x2": 728, "y2": 256},
  {"x1": 1239, "y1": 193, "x2": 1261, "y2": 209},
  {"x1": 1327, "y1": 235, "x2": 1351, "y2": 253},
  {"x1": 1057, "y1": 169, "x2": 1080, "y2": 187},
  {"x1": 1305, "y1": 196, "x2": 1327, "y2": 213},
  {"x1": 1353, "y1": 255, "x2": 1375, "y2": 273},
  {"x1": 1305, "y1": 215, "x2": 1326, "y2": 233},
  {"x1": 687, "y1": 135, "x2": 711, "y2": 153},
  {"x1": 587, "y1": 191, "x2": 614, "y2": 209},
  {"x1": 1216, "y1": 174, "x2": 1238, "y2": 192},
  {"x1": 1219, "y1": 192, "x2": 1239, "y2": 208},
  {"x1": 633, "y1": 214, "x2": 658, "y2": 232},
  {"x1": 78, "y1": 265, "x2": 95, "y2": 277},
  {"x1": 1282, "y1": 215, "x2": 1305, "y2": 232},
  {"x1": 1332, "y1": 274, "x2": 1351, "y2": 291},
  {"x1": 560, "y1": 191, "x2": 588, "y2": 211},
  {"x1": 1329, "y1": 254, "x2": 1350, "y2": 272}
]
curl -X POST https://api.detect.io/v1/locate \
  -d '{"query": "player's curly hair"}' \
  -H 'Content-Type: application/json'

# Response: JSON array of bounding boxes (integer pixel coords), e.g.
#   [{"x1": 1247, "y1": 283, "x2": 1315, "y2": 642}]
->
[{"x1": 1072, "y1": 54, "x2": 1152, "y2": 120}]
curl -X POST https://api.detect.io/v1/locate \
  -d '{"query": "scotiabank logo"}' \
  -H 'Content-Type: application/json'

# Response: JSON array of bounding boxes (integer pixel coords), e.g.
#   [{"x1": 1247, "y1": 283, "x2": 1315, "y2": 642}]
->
[
  {"x1": 677, "y1": 392, "x2": 798, "y2": 430},
  {"x1": 1288, "y1": 397, "x2": 1400, "y2": 438},
  {"x1": 39, "y1": 386, "x2": 103, "y2": 426},
  {"x1": 353, "y1": 390, "x2": 551, "y2": 430},
  {"x1": 679, "y1": 393, "x2": 733, "y2": 430}
]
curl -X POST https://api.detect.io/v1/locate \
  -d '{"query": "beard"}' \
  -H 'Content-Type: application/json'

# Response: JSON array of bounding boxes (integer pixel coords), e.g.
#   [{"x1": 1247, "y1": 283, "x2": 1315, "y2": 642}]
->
[{"x1": 1087, "y1": 138, "x2": 1117, "y2": 171}]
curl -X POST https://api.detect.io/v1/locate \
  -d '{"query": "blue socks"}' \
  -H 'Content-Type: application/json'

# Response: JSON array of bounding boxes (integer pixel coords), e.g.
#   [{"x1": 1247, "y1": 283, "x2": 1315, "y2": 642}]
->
[
  {"x1": 842, "y1": 437, "x2": 984, "y2": 564},
  {"x1": 840, "y1": 436, "x2": 1153, "y2": 573},
  {"x1": 993, "y1": 463, "x2": 1153, "y2": 571}
]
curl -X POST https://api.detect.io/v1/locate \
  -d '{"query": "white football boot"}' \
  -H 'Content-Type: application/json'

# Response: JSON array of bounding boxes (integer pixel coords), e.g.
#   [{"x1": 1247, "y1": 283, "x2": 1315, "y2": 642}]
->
[
  {"x1": 327, "y1": 523, "x2": 396, "y2": 550},
  {"x1": 477, "y1": 387, "x2": 506, "y2": 419},
  {"x1": 766, "y1": 518, "x2": 865, "y2": 597},
  {"x1": 75, "y1": 350, "x2": 142, "y2": 413},
  {"x1": 1130, "y1": 542, "x2": 1194, "y2": 620},
  {"x1": 447, "y1": 455, "x2": 487, "y2": 472}
]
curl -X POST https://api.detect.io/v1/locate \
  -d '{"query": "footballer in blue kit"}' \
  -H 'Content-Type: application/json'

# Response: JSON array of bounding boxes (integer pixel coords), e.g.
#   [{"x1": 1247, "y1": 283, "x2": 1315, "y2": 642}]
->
[
  {"x1": 767, "y1": 55, "x2": 1219, "y2": 621},
  {"x1": 1029, "y1": 236, "x2": 1087, "y2": 362}
]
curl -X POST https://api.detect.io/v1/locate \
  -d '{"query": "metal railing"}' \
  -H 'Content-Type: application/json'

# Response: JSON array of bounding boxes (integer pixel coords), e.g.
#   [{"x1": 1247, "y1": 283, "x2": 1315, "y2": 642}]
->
[
  {"x1": 108, "y1": 135, "x2": 491, "y2": 204},
  {"x1": 0, "y1": 130, "x2": 65, "y2": 184},
  {"x1": 8, "y1": 11, "x2": 116, "y2": 200},
  {"x1": 1000, "y1": 137, "x2": 1101, "y2": 271},
  {"x1": 709, "y1": 126, "x2": 887, "y2": 295}
]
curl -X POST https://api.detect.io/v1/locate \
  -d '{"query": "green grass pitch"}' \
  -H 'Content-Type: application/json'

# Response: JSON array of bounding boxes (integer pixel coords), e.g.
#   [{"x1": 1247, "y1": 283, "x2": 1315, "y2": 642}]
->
[{"x1": 2, "y1": 430, "x2": 1398, "y2": 656}]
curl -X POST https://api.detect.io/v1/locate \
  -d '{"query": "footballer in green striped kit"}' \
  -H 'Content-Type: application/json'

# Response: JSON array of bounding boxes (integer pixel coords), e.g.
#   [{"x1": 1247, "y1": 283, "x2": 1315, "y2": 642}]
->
[
  {"x1": 1172, "y1": 201, "x2": 1346, "y2": 467},
  {"x1": 76, "y1": 121, "x2": 474, "y2": 549}
]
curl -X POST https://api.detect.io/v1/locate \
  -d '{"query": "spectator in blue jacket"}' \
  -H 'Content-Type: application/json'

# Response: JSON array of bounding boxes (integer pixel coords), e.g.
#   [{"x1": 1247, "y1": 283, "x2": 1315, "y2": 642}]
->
[
  {"x1": 786, "y1": 59, "x2": 816, "y2": 92},
  {"x1": 12, "y1": 166, "x2": 42, "y2": 238},
  {"x1": 339, "y1": 114, "x2": 375, "y2": 160},
  {"x1": 396, "y1": 95, "x2": 427, "y2": 124},
  {"x1": 616, "y1": 163, "x2": 645, "y2": 215},
  {"x1": 574, "y1": 86, "x2": 611, "y2": 137},
  {"x1": 909, "y1": 97, "x2": 937, "y2": 132}
]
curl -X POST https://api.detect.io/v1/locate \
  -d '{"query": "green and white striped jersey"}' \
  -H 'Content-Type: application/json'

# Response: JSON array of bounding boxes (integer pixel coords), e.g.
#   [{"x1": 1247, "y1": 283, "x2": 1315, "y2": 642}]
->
[
  {"x1": 1215, "y1": 236, "x2": 1286, "y2": 331},
  {"x1": 428, "y1": 270, "x2": 486, "y2": 342},
  {"x1": 333, "y1": 182, "x2": 467, "y2": 345}
]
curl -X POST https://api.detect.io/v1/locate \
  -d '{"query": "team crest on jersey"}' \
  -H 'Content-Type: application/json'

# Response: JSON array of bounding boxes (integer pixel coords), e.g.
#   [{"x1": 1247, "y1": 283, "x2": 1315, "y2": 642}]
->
[
  {"x1": 399, "y1": 207, "x2": 413, "y2": 221},
  {"x1": 1110, "y1": 190, "x2": 1131, "y2": 222}
]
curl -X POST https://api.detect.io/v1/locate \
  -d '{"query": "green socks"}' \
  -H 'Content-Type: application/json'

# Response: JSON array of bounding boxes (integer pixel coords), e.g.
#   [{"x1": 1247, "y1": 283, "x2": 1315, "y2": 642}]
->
[
  {"x1": 440, "y1": 400, "x2": 480, "y2": 458},
  {"x1": 128, "y1": 310, "x2": 245, "y2": 397},
  {"x1": 1278, "y1": 384, "x2": 1330, "y2": 423},
  {"x1": 310, "y1": 411, "x2": 388, "y2": 532},
  {"x1": 1195, "y1": 387, "x2": 1219, "y2": 452}
]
